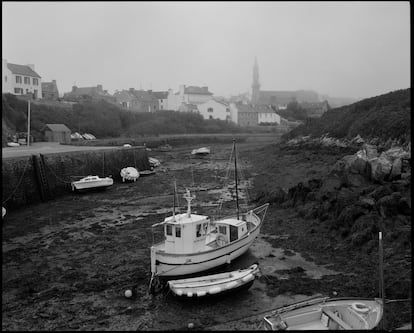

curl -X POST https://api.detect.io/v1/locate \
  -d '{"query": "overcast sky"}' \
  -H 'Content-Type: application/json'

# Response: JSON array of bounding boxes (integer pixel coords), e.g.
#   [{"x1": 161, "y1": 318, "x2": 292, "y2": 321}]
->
[{"x1": 2, "y1": 1, "x2": 410, "y2": 99}]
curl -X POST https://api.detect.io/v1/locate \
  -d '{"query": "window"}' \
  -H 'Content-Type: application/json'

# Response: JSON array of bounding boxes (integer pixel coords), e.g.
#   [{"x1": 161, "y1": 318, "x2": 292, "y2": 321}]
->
[
  {"x1": 218, "y1": 225, "x2": 227, "y2": 235},
  {"x1": 166, "y1": 224, "x2": 172, "y2": 236},
  {"x1": 175, "y1": 226, "x2": 181, "y2": 238},
  {"x1": 33, "y1": 78, "x2": 38, "y2": 85},
  {"x1": 26, "y1": 89, "x2": 29, "y2": 94},
  {"x1": 16, "y1": 76, "x2": 22, "y2": 84},
  {"x1": 4, "y1": 76, "x2": 7, "y2": 82},
  {"x1": 24, "y1": 77, "x2": 30, "y2": 84},
  {"x1": 207, "y1": 107, "x2": 213, "y2": 113},
  {"x1": 14, "y1": 88, "x2": 21, "y2": 94},
  {"x1": 209, "y1": 115, "x2": 213, "y2": 119},
  {"x1": 196, "y1": 224, "x2": 203, "y2": 237}
]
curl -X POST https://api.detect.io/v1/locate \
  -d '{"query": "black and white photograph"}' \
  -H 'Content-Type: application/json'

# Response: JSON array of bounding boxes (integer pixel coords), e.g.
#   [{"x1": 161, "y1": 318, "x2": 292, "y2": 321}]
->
[{"x1": 2, "y1": 1, "x2": 411, "y2": 330}]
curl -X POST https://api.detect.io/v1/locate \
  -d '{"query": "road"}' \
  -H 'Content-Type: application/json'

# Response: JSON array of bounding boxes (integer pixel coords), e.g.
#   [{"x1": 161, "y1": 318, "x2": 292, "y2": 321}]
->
[{"x1": 2, "y1": 142, "x2": 125, "y2": 159}]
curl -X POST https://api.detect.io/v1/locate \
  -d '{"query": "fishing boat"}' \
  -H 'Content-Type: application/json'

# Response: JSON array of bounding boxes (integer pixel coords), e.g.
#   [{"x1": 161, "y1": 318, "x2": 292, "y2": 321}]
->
[
  {"x1": 149, "y1": 140, "x2": 269, "y2": 291},
  {"x1": 191, "y1": 147, "x2": 210, "y2": 155},
  {"x1": 263, "y1": 296, "x2": 383, "y2": 330},
  {"x1": 71, "y1": 175, "x2": 113, "y2": 191},
  {"x1": 167, "y1": 263, "x2": 260, "y2": 298}
]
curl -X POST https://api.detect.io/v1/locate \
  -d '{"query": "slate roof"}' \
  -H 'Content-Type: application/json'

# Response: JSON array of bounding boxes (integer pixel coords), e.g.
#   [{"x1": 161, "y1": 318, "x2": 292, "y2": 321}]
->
[
  {"x1": 7, "y1": 63, "x2": 41, "y2": 78},
  {"x1": 41, "y1": 82, "x2": 58, "y2": 93},
  {"x1": 66, "y1": 87, "x2": 110, "y2": 96},
  {"x1": 45, "y1": 124, "x2": 71, "y2": 132},
  {"x1": 152, "y1": 91, "x2": 168, "y2": 99},
  {"x1": 258, "y1": 90, "x2": 319, "y2": 105},
  {"x1": 236, "y1": 104, "x2": 274, "y2": 113},
  {"x1": 184, "y1": 86, "x2": 213, "y2": 95}
]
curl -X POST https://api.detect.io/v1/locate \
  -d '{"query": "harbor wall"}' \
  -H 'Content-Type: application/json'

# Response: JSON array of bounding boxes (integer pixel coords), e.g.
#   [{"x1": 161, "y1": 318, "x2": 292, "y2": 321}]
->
[{"x1": 2, "y1": 147, "x2": 150, "y2": 211}]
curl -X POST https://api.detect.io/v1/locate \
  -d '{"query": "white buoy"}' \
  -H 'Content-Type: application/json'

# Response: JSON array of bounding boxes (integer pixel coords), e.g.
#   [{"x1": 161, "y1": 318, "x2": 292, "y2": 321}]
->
[
  {"x1": 124, "y1": 289, "x2": 132, "y2": 298},
  {"x1": 188, "y1": 323, "x2": 194, "y2": 329}
]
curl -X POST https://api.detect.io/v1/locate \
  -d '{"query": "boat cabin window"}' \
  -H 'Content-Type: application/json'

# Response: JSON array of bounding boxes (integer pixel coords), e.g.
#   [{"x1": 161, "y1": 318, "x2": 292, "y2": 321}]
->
[
  {"x1": 196, "y1": 224, "x2": 202, "y2": 237},
  {"x1": 175, "y1": 225, "x2": 181, "y2": 238},
  {"x1": 165, "y1": 224, "x2": 172, "y2": 236},
  {"x1": 218, "y1": 225, "x2": 227, "y2": 235}
]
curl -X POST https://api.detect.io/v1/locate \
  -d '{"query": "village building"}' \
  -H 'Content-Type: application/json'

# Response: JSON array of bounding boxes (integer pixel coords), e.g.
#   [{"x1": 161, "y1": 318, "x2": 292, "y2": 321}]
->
[
  {"x1": 251, "y1": 57, "x2": 319, "y2": 108},
  {"x1": 43, "y1": 124, "x2": 71, "y2": 144},
  {"x1": 152, "y1": 91, "x2": 169, "y2": 110},
  {"x1": 113, "y1": 88, "x2": 160, "y2": 112},
  {"x1": 178, "y1": 103, "x2": 199, "y2": 113},
  {"x1": 41, "y1": 80, "x2": 59, "y2": 100},
  {"x1": 198, "y1": 99, "x2": 231, "y2": 121},
  {"x1": 299, "y1": 101, "x2": 330, "y2": 118},
  {"x1": 167, "y1": 85, "x2": 213, "y2": 111},
  {"x1": 2, "y1": 59, "x2": 42, "y2": 99},
  {"x1": 63, "y1": 84, "x2": 115, "y2": 103},
  {"x1": 230, "y1": 103, "x2": 285, "y2": 127}
]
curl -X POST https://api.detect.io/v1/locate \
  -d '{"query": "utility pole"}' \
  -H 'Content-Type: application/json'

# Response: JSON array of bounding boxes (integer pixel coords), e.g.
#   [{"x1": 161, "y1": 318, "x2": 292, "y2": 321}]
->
[{"x1": 27, "y1": 99, "x2": 31, "y2": 147}]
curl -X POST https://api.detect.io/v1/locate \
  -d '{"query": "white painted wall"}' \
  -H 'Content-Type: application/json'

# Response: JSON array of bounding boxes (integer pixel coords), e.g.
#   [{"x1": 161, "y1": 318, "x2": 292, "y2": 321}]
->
[
  {"x1": 2, "y1": 60, "x2": 42, "y2": 99},
  {"x1": 258, "y1": 111, "x2": 281, "y2": 124},
  {"x1": 198, "y1": 100, "x2": 231, "y2": 121}
]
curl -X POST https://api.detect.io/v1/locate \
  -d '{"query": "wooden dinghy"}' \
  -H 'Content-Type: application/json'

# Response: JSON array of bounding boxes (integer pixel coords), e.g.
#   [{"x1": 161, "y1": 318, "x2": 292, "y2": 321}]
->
[
  {"x1": 167, "y1": 263, "x2": 260, "y2": 298},
  {"x1": 263, "y1": 296, "x2": 383, "y2": 330}
]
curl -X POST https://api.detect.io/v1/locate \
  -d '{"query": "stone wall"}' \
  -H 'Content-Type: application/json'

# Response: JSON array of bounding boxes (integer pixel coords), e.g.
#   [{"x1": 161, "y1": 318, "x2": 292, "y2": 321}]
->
[{"x1": 2, "y1": 147, "x2": 149, "y2": 211}]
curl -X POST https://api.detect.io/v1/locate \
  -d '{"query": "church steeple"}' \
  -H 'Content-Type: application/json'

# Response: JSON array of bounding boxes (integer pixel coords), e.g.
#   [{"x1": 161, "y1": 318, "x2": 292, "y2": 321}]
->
[{"x1": 251, "y1": 57, "x2": 260, "y2": 104}]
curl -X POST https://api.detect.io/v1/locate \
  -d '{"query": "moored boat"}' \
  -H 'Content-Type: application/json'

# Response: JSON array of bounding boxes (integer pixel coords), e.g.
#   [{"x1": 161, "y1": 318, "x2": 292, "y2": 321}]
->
[
  {"x1": 168, "y1": 263, "x2": 260, "y2": 298},
  {"x1": 263, "y1": 297, "x2": 383, "y2": 330},
  {"x1": 191, "y1": 147, "x2": 210, "y2": 155},
  {"x1": 149, "y1": 140, "x2": 269, "y2": 292},
  {"x1": 71, "y1": 175, "x2": 113, "y2": 191}
]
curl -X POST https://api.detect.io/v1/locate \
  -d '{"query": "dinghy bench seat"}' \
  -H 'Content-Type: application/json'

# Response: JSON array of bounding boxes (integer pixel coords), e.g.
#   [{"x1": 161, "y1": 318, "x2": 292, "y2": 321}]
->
[
  {"x1": 322, "y1": 309, "x2": 352, "y2": 330},
  {"x1": 284, "y1": 309, "x2": 327, "y2": 329}
]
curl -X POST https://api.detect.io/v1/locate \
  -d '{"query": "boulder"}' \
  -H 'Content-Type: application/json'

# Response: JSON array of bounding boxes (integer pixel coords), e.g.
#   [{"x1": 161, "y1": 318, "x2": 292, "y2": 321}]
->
[
  {"x1": 389, "y1": 158, "x2": 402, "y2": 180},
  {"x1": 361, "y1": 143, "x2": 378, "y2": 160},
  {"x1": 369, "y1": 155, "x2": 392, "y2": 181}
]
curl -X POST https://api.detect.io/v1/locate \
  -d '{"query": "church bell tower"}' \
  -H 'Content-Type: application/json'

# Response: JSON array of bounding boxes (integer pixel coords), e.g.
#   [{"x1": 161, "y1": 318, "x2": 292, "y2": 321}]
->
[{"x1": 251, "y1": 57, "x2": 260, "y2": 104}]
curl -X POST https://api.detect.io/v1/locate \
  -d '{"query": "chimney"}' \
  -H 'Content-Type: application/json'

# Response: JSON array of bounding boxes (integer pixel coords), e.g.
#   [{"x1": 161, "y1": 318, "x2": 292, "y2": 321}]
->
[
  {"x1": 72, "y1": 85, "x2": 77, "y2": 91},
  {"x1": 27, "y1": 64, "x2": 35, "y2": 71},
  {"x1": 97, "y1": 84, "x2": 103, "y2": 91},
  {"x1": 52, "y1": 80, "x2": 56, "y2": 85}
]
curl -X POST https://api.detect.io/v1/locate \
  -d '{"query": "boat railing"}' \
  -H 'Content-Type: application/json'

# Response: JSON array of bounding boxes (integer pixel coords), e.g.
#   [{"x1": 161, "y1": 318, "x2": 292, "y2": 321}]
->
[{"x1": 268, "y1": 296, "x2": 331, "y2": 316}]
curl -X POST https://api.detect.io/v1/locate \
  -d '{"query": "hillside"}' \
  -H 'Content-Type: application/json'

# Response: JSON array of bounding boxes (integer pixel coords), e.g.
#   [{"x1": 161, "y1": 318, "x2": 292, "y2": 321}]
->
[
  {"x1": 282, "y1": 88, "x2": 411, "y2": 144},
  {"x1": 2, "y1": 94, "x2": 246, "y2": 146}
]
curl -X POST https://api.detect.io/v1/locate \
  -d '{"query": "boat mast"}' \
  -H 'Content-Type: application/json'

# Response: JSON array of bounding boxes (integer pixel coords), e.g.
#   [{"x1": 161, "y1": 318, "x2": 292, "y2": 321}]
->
[
  {"x1": 233, "y1": 139, "x2": 240, "y2": 219},
  {"x1": 172, "y1": 180, "x2": 176, "y2": 221}
]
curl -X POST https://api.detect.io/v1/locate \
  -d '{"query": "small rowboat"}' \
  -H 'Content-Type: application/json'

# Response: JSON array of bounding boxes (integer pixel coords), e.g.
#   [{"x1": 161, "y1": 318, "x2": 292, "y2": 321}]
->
[
  {"x1": 191, "y1": 147, "x2": 210, "y2": 155},
  {"x1": 263, "y1": 296, "x2": 383, "y2": 330},
  {"x1": 167, "y1": 264, "x2": 260, "y2": 298}
]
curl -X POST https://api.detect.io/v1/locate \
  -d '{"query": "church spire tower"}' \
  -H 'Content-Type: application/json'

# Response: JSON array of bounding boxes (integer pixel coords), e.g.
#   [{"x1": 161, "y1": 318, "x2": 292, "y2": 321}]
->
[{"x1": 251, "y1": 57, "x2": 260, "y2": 104}]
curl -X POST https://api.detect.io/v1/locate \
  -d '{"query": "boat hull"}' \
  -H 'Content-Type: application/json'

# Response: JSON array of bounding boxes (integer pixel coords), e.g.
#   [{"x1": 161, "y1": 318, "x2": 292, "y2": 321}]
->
[
  {"x1": 263, "y1": 297, "x2": 383, "y2": 330},
  {"x1": 168, "y1": 264, "x2": 260, "y2": 298},
  {"x1": 153, "y1": 222, "x2": 261, "y2": 277},
  {"x1": 71, "y1": 179, "x2": 113, "y2": 191}
]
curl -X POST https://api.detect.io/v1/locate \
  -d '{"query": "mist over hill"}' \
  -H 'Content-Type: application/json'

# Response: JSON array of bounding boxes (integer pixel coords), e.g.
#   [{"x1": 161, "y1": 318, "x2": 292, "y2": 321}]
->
[{"x1": 283, "y1": 88, "x2": 411, "y2": 144}]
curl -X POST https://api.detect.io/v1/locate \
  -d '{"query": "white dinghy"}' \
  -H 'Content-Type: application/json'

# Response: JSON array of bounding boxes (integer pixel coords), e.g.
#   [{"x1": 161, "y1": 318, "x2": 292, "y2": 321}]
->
[
  {"x1": 263, "y1": 296, "x2": 383, "y2": 330},
  {"x1": 191, "y1": 147, "x2": 210, "y2": 155},
  {"x1": 149, "y1": 140, "x2": 269, "y2": 292},
  {"x1": 71, "y1": 175, "x2": 113, "y2": 191},
  {"x1": 168, "y1": 263, "x2": 260, "y2": 298}
]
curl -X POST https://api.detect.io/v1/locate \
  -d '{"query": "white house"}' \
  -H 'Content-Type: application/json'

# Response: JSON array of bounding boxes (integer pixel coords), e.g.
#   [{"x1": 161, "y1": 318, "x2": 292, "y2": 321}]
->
[
  {"x1": 167, "y1": 85, "x2": 213, "y2": 111},
  {"x1": 258, "y1": 107, "x2": 281, "y2": 125},
  {"x1": 2, "y1": 59, "x2": 42, "y2": 99},
  {"x1": 198, "y1": 99, "x2": 231, "y2": 121}
]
